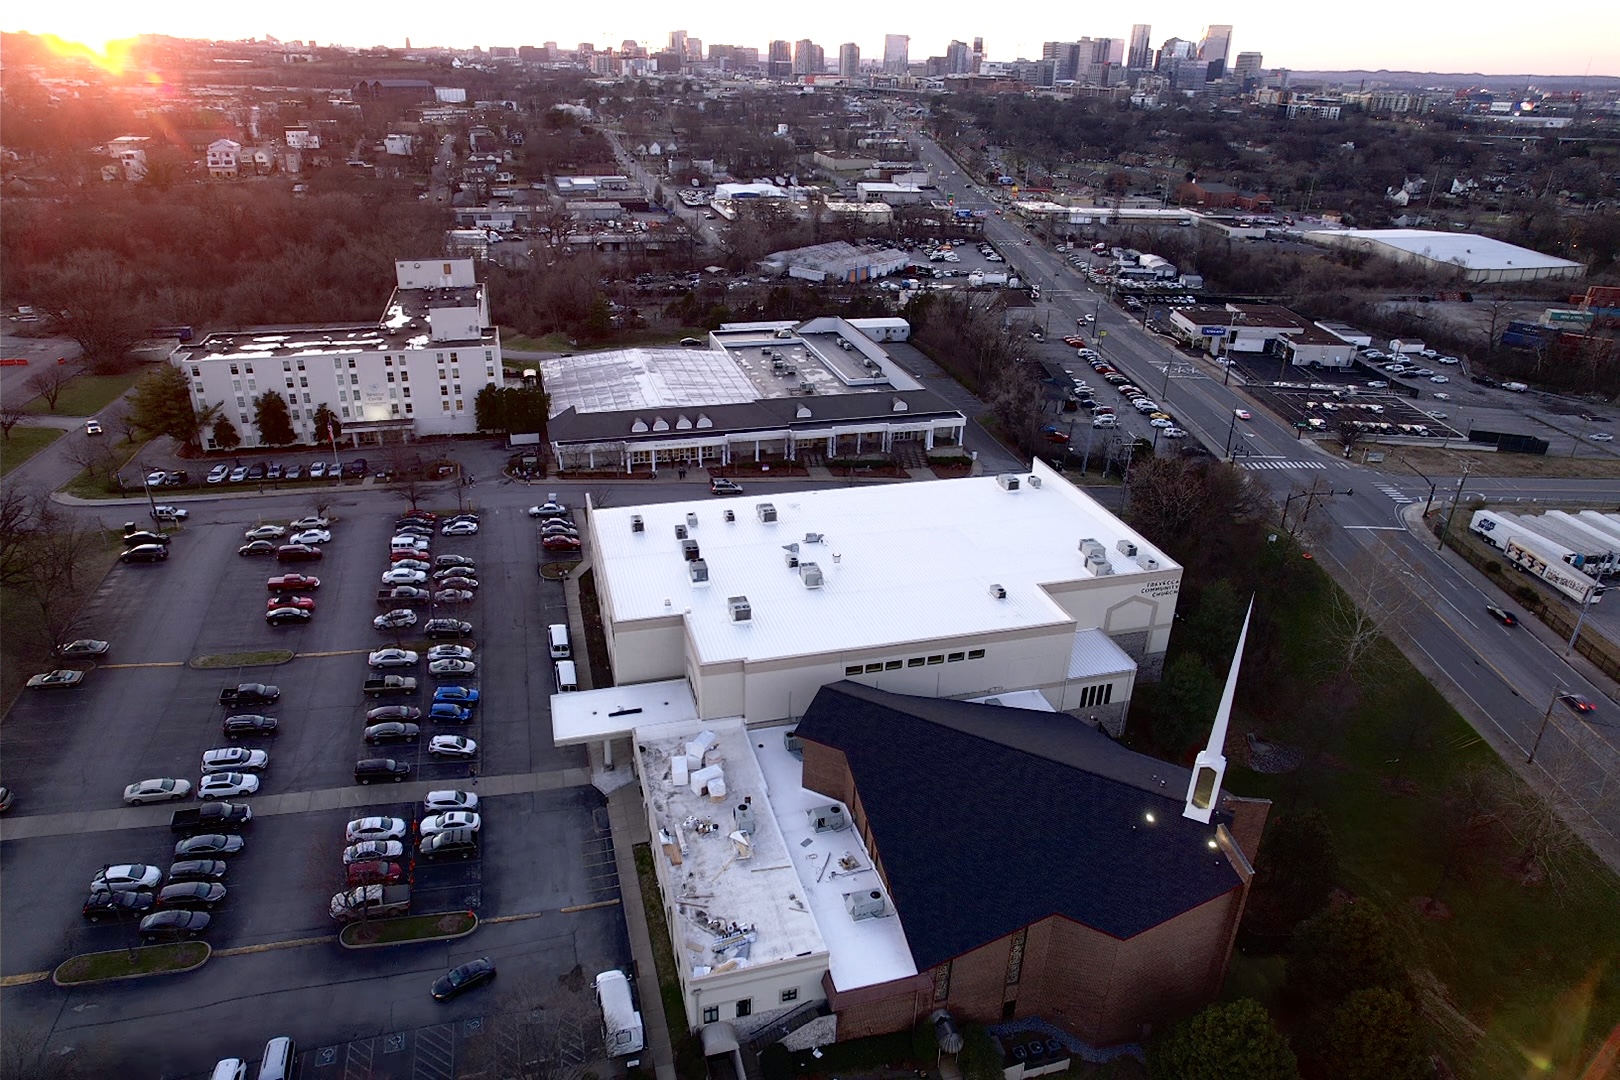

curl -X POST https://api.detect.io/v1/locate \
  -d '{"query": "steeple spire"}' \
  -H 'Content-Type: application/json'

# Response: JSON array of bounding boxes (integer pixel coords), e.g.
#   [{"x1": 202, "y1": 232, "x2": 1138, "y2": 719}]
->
[{"x1": 1183, "y1": 597, "x2": 1252, "y2": 822}]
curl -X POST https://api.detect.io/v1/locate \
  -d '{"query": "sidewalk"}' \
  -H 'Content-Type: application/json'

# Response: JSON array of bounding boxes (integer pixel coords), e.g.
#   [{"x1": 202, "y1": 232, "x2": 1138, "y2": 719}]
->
[{"x1": 606, "y1": 780, "x2": 679, "y2": 1080}]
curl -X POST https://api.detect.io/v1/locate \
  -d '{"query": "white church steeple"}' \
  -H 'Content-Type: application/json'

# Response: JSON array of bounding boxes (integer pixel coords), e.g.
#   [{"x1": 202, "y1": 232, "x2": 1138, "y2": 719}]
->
[{"x1": 1183, "y1": 597, "x2": 1253, "y2": 823}]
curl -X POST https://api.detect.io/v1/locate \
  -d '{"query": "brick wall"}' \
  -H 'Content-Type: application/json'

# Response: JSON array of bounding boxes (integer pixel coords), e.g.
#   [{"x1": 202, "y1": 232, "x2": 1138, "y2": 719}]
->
[{"x1": 1219, "y1": 794, "x2": 1270, "y2": 866}]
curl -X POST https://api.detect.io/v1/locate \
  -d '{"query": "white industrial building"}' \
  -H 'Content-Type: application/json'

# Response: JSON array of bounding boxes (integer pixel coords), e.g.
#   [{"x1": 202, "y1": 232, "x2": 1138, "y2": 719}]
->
[
  {"x1": 580, "y1": 459, "x2": 1179, "y2": 732},
  {"x1": 761, "y1": 241, "x2": 910, "y2": 283},
  {"x1": 541, "y1": 318, "x2": 962, "y2": 473},
  {"x1": 172, "y1": 258, "x2": 503, "y2": 449},
  {"x1": 1302, "y1": 229, "x2": 1583, "y2": 284}
]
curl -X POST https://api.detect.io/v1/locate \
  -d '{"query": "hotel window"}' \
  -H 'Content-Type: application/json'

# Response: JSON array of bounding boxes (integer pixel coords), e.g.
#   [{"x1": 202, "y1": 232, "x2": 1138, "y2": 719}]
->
[
  {"x1": 229, "y1": 364, "x2": 239, "y2": 375},
  {"x1": 384, "y1": 356, "x2": 393, "y2": 367},
  {"x1": 296, "y1": 360, "x2": 305, "y2": 371},
  {"x1": 341, "y1": 406, "x2": 351, "y2": 419},
  {"x1": 402, "y1": 387, "x2": 411, "y2": 399},
  {"x1": 286, "y1": 379, "x2": 295, "y2": 390},
  {"x1": 844, "y1": 665, "x2": 862, "y2": 677},
  {"x1": 864, "y1": 663, "x2": 883, "y2": 674},
  {"x1": 405, "y1": 403, "x2": 413, "y2": 415},
  {"x1": 244, "y1": 363, "x2": 254, "y2": 375},
  {"x1": 387, "y1": 372, "x2": 395, "y2": 383},
  {"x1": 190, "y1": 366, "x2": 200, "y2": 378},
  {"x1": 927, "y1": 655, "x2": 944, "y2": 665},
  {"x1": 449, "y1": 352, "x2": 459, "y2": 363},
  {"x1": 302, "y1": 394, "x2": 311, "y2": 404},
  {"x1": 452, "y1": 383, "x2": 461, "y2": 395},
  {"x1": 246, "y1": 380, "x2": 256, "y2": 392},
  {"x1": 194, "y1": 382, "x2": 205, "y2": 394},
  {"x1": 907, "y1": 657, "x2": 925, "y2": 668},
  {"x1": 282, "y1": 360, "x2": 292, "y2": 372},
  {"x1": 347, "y1": 358, "x2": 356, "y2": 369},
  {"x1": 454, "y1": 399, "x2": 463, "y2": 411},
  {"x1": 735, "y1": 999, "x2": 752, "y2": 1018},
  {"x1": 702, "y1": 1007, "x2": 719, "y2": 1025},
  {"x1": 948, "y1": 652, "x2": 965, "y2": 663},
  {"x1": 399, "y1": 371, "x2": 408, "y2": 383},
  {"x1": 885, "y1": 660, "x2": 902, "y2": 671},
  {"x1": 781, "y1": 989, "x2": 799, "y2": 1004},
  {"x1": 339, "y1": 390, "x2": 348, "y2": 402},
  {"x1": 436, "y1": 353, "x2": 445, "y2": 364},
  {"x1": 389, "y1": 388, "x2": 397, "y2": 400},
  {"x1": 390, "y1": 404, "x2": 400, "y2": 416},
  {"x1": 235, "y1": 396, "x2": 246, "y2": 409},
  {"x1": 441, "y1": 401, "x2": 451, "y2": 413},
  {"x1": 484, "y1": 350, "x2": 492, "y2": 362},
  {"x1": 968, "y1": 649, "x2": 986, "y2": 660},
  {"x1": 350, "y1": 374, "x2": 359, "y2": 385},
  {"x1": 300, "y1": 377, "x2": 308, "y2": 387},
  {"x1": 232, "y1": 380, "x2": 242, "y2": 392}
]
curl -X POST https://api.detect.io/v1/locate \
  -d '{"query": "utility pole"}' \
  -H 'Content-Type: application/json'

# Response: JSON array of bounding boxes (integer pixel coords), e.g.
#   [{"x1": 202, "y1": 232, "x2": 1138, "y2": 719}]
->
[
  {"x1": 1526, "y1": 688, "x2": 1562, "y2": 765},
  {"x1": 1564, "y1": 562, "x2": 1609, "y2": 659},
  {"x1": 1223, "y1": 408, "x2": 1241, "y2": 460},
  {"x1": 1437, "y1": 465, "x2": 1471, "y2": 552}
]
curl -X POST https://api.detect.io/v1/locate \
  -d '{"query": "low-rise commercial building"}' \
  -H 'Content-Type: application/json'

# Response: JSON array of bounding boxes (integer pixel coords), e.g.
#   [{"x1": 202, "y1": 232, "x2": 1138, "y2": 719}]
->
[
  {"x1": 542, "y1": 319, "x2": 965, "y2": 474},
  {"x1": 1301, "y1": 228, "x2": 1583, "y2": 284},
  {"x1": 171, "y1": 258, "x2": 502, "y2": 449},
  {"x1": 762, "y1": 242, "x2": 909, "y2": 283},
  {"x1": 1169, "y1": 304, "x2": 1356, "y2": 368}
]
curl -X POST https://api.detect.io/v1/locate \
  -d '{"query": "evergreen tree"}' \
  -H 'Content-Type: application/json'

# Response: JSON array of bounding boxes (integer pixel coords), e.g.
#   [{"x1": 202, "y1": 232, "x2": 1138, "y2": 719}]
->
[
  {"x1": 253, "y1": 390, "x2": 297, "y2": 446},
  {"x1": 211, "y1": 414, "x2": 241, "y2": 451}
]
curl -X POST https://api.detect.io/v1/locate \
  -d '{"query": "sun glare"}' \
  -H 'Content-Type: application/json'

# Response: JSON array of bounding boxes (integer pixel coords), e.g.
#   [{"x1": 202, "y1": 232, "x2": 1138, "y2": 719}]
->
[{"x1": 40, "y1": 33, "x2": 141, "y2": 76}]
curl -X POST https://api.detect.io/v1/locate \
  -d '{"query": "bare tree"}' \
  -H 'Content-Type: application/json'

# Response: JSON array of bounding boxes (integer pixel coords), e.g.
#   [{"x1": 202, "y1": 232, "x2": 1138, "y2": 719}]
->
[
  {"x1": 4, "y1": 495, "x2": 105, "y2": 657},
  {"x1": 103, "y1": 400, "x2": 139, "y2": 445},
  {"x1": 1335, "y1": 418, "x2": 1364, "y2": 459},
  {"x1": 1323, "y1": 548, "x2": 1426, "y2": 673},
  {"x1": 25, "y1": 366, "x2": 74, "y2": 412},
  {"x1": 1459, "y1": 760, "x2": 1601, "y2": 895},
  {"x1": 381, "y1": 443, "x2": 435, "y2": 511},
  {"x1": 454, "y1": 967, "x2": 603, "y2": 1079},
  {"x1": 66, "y1": 439, "x2": 124, "y2": 492},
  {"x1": 0, "y1": 400, "x2": 27, "y2": 438}
]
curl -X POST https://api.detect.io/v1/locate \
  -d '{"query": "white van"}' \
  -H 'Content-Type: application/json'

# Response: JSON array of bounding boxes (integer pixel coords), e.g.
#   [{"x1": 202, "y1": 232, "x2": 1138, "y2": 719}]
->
[
  {"x1": 256, "y1": 1037, "x2": 296, "y2": 1080},
  {"x1": 547, "y1": 624, "x2": 571, "y2": 660},
  {"x1": 594, "y1": 970, "x2": 645, "y2": 1057},
  {"x1": 554, "y1": 660, "x2": 578, "y2": 692}
]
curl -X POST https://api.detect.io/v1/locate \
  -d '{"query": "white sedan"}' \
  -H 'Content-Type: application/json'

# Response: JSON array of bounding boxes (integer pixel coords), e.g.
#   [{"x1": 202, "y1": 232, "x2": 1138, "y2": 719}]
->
[
  {"x1": 374, "y1": 609, "x2": 418, "y2": 631},
  {"x1": 426, "y1": 645, "x2": 472, "y2": 662},
  {"x1": 93, "y1": 864, "x2": 163, "y2": 890},
  {"x1": 290, "y1": 529, "x2": 332, "y2": 545},
  {"x1": 124, "y1": 778, "x2": 193, "y2": 805},
  {"x1": 198, "y1": 772, "x2": 260, "y2": 799},
  {"x1": 420, "y1": 811, "x2": 482, "y2": 836},
  {"x1": 429, "y1": 735, "x2": 478, "y2": 759},
  {"x1": 429, "y1": 658, "x2": 476, "y2": 676},
  {"x1": 345, "y1": 817, "x2": 408, "y2": 843},
  {"x1": 201, "y1": 748, "x2": 269, "y2": 773},
  {"x1": 1428, "y1": 375, "x2": 1449, "y2": 384},
  {"x1": 243, "y1": 525, "x2": 287, "y2": 541},
  {"x1": 381, "y1": 568, "x2": 428, "y2": 586},
  {"x1": 424, "y1": 790, "x2": 480, "y2": 812},
  {"x1": 440, "y1": 520, "x2": 478, "y2": 536},
  {"x1": 368, "y1": 649, "x2": 419, "y2": 669},
  {"x1": 289, "y1": 516, "x2": 330, "y2": 529}
]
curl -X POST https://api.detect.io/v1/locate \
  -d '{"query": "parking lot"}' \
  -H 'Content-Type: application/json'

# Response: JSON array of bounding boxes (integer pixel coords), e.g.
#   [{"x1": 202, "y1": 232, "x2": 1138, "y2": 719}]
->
[{"x1": 0, "y1": 495, "x2": 631, "y2": 1077}]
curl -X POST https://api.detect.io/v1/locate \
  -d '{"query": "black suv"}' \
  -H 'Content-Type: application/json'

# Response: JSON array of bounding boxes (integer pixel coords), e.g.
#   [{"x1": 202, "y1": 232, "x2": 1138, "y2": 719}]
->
[
  {"x1": 222, "y1": 714, "x2": 278, "y2": 738},
  {"x1": 120, "y1": 545, "x2": 170, "y2": 563},
  {"x1": 354, "y1": 758, "x2": 412, "y2": 785}
]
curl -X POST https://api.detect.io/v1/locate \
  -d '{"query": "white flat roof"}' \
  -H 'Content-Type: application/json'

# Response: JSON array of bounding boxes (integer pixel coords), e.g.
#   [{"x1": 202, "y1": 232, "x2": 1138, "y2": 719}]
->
[
  {"x1": 551, "y1": 679, "x2": 698, "y2": 745},
  {"x1": 753, "y1": 724, "x2": 918, "y2": 991},
  {"x1": 635, "y1": 720, "x2": 829, "y2": 978},
  {"x1": 593, "y1": 461, "x2": 1177, "y2": 665},
  {"x1": 541, "y1": 348, "x2": 759, "y2": 414},
  {"x1": 1306, "y1": 229, "x2": 1581, "y2": 272}
]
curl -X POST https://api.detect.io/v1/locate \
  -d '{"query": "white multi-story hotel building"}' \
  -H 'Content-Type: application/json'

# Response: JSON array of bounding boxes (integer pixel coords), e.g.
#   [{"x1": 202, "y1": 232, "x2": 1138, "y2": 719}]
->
[{"x1": 172, "y1": 259, "x2": 503, "y2": 449}]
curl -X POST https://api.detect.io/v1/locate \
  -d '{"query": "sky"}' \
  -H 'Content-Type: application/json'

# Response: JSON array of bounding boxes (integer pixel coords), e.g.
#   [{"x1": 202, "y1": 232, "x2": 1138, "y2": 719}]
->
[{"x1": 5, "y1": 0, "x2": 1616, "y2": 77}]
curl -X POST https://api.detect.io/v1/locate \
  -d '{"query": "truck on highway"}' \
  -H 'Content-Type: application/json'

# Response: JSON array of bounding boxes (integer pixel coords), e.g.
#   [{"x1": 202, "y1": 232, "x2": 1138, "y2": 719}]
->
[
  {"x1": 363, "y1": 675, "x2": 419, "y2": 697},
  {"x1": 1470, "y1": 510, "x2": 1605, "y2": 605},
  {"x1": 171, "y1": 803, "x2": 252, "y2": 833},
  {"x1": 329, "y1": 885, "x2": 411, "y2": 922}
]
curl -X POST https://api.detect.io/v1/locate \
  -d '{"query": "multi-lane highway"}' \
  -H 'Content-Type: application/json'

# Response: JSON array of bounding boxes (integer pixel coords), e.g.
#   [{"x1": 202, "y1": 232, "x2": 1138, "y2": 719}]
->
[{"x1": 906, "y1": 131, "x2": 1620, "y2": 863}]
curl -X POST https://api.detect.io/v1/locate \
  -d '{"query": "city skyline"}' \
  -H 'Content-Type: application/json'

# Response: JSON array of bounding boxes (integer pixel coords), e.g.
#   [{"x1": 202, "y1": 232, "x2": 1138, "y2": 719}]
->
[{"x1": 4, "y1": 0, "x2": 1616, "y2": 77}]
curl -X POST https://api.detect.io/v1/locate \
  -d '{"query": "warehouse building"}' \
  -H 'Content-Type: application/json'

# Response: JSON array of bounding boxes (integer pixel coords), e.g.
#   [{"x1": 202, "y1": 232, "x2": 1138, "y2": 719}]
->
[
  {"x1": 1302, "y1": 228, "x2": 1583, "y2": 284},
  {"x1": 172, "y1": 258, "x2": 502, "y2": 448},
  {"x1": 761, "y1": 241, "x2": 910, "y2": 283}
]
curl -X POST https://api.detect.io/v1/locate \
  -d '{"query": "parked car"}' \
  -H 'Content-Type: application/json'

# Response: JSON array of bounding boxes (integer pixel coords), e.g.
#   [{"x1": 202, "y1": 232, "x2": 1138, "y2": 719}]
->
[
  {"x1": 363, "y1": 722, "x2": 421, "y2": 744},
  {"x1": 426, "y1": 645, "x2": 472, "y2": 662},
  {"x1": 238, "y1": 540, "x2": 277, "y2": 558},
  {"x1": 174, "y1": 834, "x2": 246, "y2": 857},
  {"x1": 354, "y1": 758, "x2": 412, "y2": 784},
  {"x1": 421, "y1": 811, "x2": 481, "y2": 836},
  {"x1": 267, "y1": 573, "x2": 320, "y2": 591},
  {"x1": 291, "y1": 529, "x2": 331, "y2": 545},
  {"x1": 527, "y1": 499, "x2": 569, "y2": 519},
  {"x1": 441, "y1": 520, "x2": 478, "y2": 536},
  {"x1": 289, "y1": 515, "x2": 330, "y2": 530},
  {"x1": 433, "y1": 589, "x2": 475, "y2": 604},
  {"x1": 423, "y1": 619, "x2": 473, "y2": 639},
  {"x1": 374, "y1": 609, "x2": 418, "y2": 631},
  {"x1": 382, "y1": 568, "x2": 428, "y2": 586},
  {"x1": 219, "y1": 683, "x2": 279, "y2": 706},
  {"x1": 200, "y1": 748, "x2": 268, "y2": 774},
  {"x1": 83, "y1": 887, "x2": 154, "y2": 921},
  {"x1": 197, "y1": 773, "x2": 260, "y2": 800},
  {"x1": 275, "y1": 544, "x2": 322, "y2": 562},
  {"x1": 206, "y1": 464, "x2": 231, "y2": 484},
  {"x1": 121, "y1": 530, "x2": 170, "y2": 547},
  {"x1": 308, "y1": 461, "x2": 326, "y2": 478},
  {"x1": 431, "y1": 958, "x2": 496, "y2": 1000},
  {"x1": 710, "y1": 478, "x2": 742, "y2": 495},
  {"x1": 429, "y1": 703, "x2": 473, "y2": 724},
  {"x1": 429, "y1": 735, "x2": 477, "y2": 758},
  {"x1": 368, "y1": 649, "x2": 419, "y2": 669},
  {"x1": 93, "y1": 864, "x2": 163, "y2": 890},
  {"x1": 424, "y1": 790, "x2": 480, "y2": 812},
  {"x1": 27, "y1": 668, "x2": 85, "y2": 690},
  {"x1": 433, "y1": 686, "x2": 480, "y2": 705},
  {"x1": 431, "y1": 567, "x2": 478, "y2": 583},
  {"x1": 265, "y1": 606, "x2": 312, "y2": 626},
  {"x1": 346, "y1": 861, "x2": 405, "y2": 887},
  {"x1": 343, "y1": 841, "x2": 404, "y2": 865},
  {"x1": 243, "y1": 525, "x2": 286, "y2": 541},
  {"x1": 151, "y1": 505, "x2": 189, "y2": 522},
  {"x1": 124, "y1": 778, "x2": 193, "y2": 805},
  {"x1": 429, "y1": 658, "x2": 476, "y2": 677},
  {"x1": 222, "y1": 714, "x2": 278, "y2": 739},
  {"x1": 346, "y1": 817, "x2": 408, "y2": 843},
  {"x1": 418, "y1": 828, "x2": 478, "y2": 860},
  {"x1": 166, "y1": 860, "x2": 228, "y2": 883},
  {"x1": 138, "y1": 910, "x2": 211, "y2": 940},
  {"x1": 156, "y1": 882, "x2": 227, "y2": 910},
  {"x1": 436, "y1": 576, "x2": 479, "y2": 592},
  {"x1": 366, "y1": 705, "x2": 423, "y2": 723},
  {"x1": 434, "y1": 554, "x2": 476, "y2": 569},
  {"x1": 542, "y1": 535, "x2": 582, "y2": 552}
]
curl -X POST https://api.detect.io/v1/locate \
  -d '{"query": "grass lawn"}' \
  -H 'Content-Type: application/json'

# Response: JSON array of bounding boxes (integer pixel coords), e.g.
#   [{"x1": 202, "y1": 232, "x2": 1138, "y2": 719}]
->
[
  {"x1": 0, "y1": 426, "x2": 64, "y2": 476},
  {"x1": 23, "y1": 371, "x2": 142, "y2": 417},
  {"x1": 339, "y1": 911, "x2": 476, "y2": 946},
  {"x1": 634, "y1": 843, "x2": 695, "y2": 1069},
  {"x1": 1380, "y1": 443, "x2": 1620, "y2": 479},
  {"x1": 190, "y1": 650, "x2": 294, "y2": 669},
  {"x1": 54, "y1": 941, "x2": 209, "y2": 983},
  {"x1": 1208, "y1": 562, "x2": 1620, "y2": 1078},
  {"x1": 59, "y1": 437, "x2": 151, "y2": 499}
]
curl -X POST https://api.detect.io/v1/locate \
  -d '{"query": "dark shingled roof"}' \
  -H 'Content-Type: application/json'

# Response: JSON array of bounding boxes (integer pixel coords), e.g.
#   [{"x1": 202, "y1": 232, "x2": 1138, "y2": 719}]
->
[{"x1": 792, "y1": 682, "x2": 1244, "y2": 971}]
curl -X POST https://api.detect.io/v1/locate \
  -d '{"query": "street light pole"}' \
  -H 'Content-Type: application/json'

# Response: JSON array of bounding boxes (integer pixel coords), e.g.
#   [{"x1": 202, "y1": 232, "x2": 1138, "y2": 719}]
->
[
  {"x1": 1437, "y1": 465, "x2": 1471, "y2": 552},
  {"x1": 1564, "y1": 562, "x2": 1609, "y2": 659},
  {"x1": 1223, "y1": 409, "x2": 1240, "y2": 460}
]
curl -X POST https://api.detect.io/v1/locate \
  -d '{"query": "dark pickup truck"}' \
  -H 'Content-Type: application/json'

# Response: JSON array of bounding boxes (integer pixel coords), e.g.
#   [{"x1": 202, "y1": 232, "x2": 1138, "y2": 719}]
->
[
  {"x1": 376, "y1": 587, "x2": 430, "y2": 605},
  {"x1": 171, "y1": 803, "x2": 252, "y2": 833},
  {"x1": 219, "y1": 683, "x2": 280, "y2": 706},
  {"x1": 362, "y1": 675, "x2": 418, "y2": 698}
]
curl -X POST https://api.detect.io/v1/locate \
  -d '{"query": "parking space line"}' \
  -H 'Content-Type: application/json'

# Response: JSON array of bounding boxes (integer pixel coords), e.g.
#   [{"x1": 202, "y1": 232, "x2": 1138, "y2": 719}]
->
[
  {"x1": 482, "y1": 898, "x2": 621, "y2": 924},
  {"x1": 98, "y1": 662, "x2": 187, "y2": 669},
  {"x1": 295, "y1": 649, "x2": 373, "y2": 658},
  {"x1": 212, "y1": 934, "x2": 336, "y2": 957}
]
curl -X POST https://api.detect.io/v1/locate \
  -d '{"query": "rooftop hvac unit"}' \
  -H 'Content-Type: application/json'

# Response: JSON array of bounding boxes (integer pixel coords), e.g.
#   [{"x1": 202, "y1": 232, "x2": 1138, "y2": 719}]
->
[
  {"x1": 727, "y1": 596, "x2": 752, "y2": 623},
  {"x1": 724, "y1": 509, "x2": 735, "y2": 523},
  {"x1": 1139, "y1": 555, "x2": 1161, "y2": 571},
  {"x1": 631, "y1": 515, "x2": 645, "y2": 533},
  {"x1": 799, "y1": 562, "x2": 824, "y2": 588},
  {"x1": 844, "y1": 889, "x2": 893, "y2": 921},
  {"x1": 783, "y1": 543, "x2": 800, "y2": 568},
  {"x1": 1089, "y1": 558, "x2": 1116, "y2": 576},
  {"x1": 783, "y1": 728, "x2": 803, "y2": 756},
  {"x1": 988, "y1": 583, "x2": 1007, "y2": 599},
  {"x1": 996, "y1": 474, "x2": 1021, "y2": 491},
  {"x1": 1028, "y1": 475, "x2": 1042, "y2": 489},
  {"x1": 756, "y1": 503, "x2": 777, "y2": 523},
  {"x1": 686, "y1": 513, "x2": 698, "y2": 531},
  {"x1": 804, "y1": 532, "x2": 824, "y2": 544},
  {"x1": 674, "y1": 524, "x2": 688, "y2": 540},
  {"x1": 1116, "y1": 540, "x2": 1138, "y2": 557},
  {"x1": 1079, "y1": 538, "x2": 1106, "y2": 561},
  {"x1": 688, "y1": 558, "x2": 709, "y2": 584},
  {"x1": 681, "y1": 539, "x2": 700, "y2": 562},
  {"x1": 733, "y1": 801, "x2": 756, "y2": 835},
  {"x1": 808, "y1": 803, "x2": 848, "y2": 832}
]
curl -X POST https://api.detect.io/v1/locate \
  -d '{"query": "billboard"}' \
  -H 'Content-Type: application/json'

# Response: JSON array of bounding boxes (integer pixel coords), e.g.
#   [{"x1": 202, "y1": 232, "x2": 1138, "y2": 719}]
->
[{"x1": 1200, "y1": 326, "x2": 1230, "y2": 337}]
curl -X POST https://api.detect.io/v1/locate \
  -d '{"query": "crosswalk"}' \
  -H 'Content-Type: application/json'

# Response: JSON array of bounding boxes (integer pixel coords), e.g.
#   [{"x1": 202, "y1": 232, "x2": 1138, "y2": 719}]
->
[
  {"x1": 1239, "y1": 459, "x2": 1327, "y2": 471},
  {"x1": 1374, "y1": 483, "x2": 1416, "y2": 505}
]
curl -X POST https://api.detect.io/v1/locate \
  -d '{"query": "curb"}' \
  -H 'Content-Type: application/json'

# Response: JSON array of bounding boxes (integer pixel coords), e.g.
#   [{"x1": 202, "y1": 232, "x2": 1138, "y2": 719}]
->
[
  {"x1": 189, "y1": 651, "x2": 297, "y2": 670},
  {"x1": 337, "y1": 912, "x2": 479, "y2": 950},
  {"x1": 52, "y1": 943, "x2": 212, "y2": 987}
]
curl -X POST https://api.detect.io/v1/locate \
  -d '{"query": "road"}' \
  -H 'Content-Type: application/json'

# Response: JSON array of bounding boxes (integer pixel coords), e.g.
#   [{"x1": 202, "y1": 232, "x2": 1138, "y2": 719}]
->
[{"x1": 907, "y1": 130, "x2": 1620, "y2": 863}]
